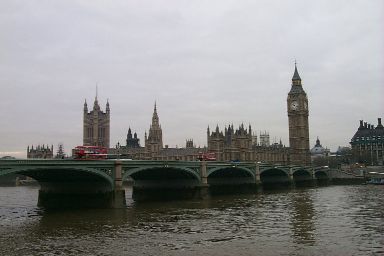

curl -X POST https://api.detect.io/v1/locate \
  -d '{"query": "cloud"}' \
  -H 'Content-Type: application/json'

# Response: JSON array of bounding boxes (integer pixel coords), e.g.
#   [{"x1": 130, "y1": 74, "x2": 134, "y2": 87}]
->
[{"x1": 0, "y1": 0, "x2": 383, "y2": 157}]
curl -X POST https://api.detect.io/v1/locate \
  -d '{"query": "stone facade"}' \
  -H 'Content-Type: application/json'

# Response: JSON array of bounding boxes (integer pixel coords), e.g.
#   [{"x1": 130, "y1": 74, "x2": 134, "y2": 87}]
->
[
  {"x1": 126, "y1": 128, "x2": 140, "y2": 148},
  {"x1": 27, "y1": 144, "x2": 53, "y2": 159},
  {"x1": 207, "y1": 124, "x2": 289, "y2": 164},
  {"x1": 83, "y1": 96, "x2": 110, "y2": 148},
  {"x1": 287, "y1": 64, "x2": 311, "y2": 166},
  {"x1": 350, "y1": 118, "x2": 384, "y2": 165},
  {"x1": 93, "y1": 65, "x2": 312, "y2": 165},
  {"x1": 109, "y1": 104, "x2": 204, "y2": 161}
]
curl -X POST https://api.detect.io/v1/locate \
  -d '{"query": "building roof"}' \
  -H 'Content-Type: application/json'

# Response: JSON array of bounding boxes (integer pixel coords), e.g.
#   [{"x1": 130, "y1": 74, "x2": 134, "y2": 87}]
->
[{"x1": 292, "y1": 64, "x2": 301, "y2": 80}]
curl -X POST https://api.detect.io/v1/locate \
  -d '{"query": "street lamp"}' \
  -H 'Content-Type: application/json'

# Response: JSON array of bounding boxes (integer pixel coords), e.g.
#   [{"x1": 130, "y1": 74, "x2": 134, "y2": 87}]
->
[{"x1": 116, "y1": 142, "x2": 121, "y2": 160}]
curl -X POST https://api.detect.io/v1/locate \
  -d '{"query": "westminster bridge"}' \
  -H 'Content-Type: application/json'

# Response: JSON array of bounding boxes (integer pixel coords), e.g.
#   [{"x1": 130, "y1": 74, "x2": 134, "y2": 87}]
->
[{"x1": 0, "y1": 159, "x2": 362, "y2": 208}]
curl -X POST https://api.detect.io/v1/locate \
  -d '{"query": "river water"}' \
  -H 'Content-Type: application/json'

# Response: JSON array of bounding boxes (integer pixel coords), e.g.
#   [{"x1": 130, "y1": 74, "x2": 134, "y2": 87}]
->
[{"x1": 0, "y1": 185, "x2": 383, "y2": 256}]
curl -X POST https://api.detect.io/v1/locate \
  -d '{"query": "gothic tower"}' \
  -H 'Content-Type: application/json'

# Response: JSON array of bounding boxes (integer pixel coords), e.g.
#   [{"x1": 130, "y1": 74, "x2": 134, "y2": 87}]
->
[
  {"x1": 145, "y1": 103, "x2": 163, "y2": 156},
  {"x1": 287, "y1": 64, "x2": 311, "y2": 166},
  {"x1": 83, "y1": 94, "x2": 110, "y2": 148}
]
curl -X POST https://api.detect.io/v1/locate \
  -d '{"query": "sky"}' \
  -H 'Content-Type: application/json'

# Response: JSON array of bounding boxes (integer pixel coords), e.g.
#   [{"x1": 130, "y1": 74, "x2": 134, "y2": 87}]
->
[{"x1": 0, "y1": 0, "x2": 383, "y2": 158}]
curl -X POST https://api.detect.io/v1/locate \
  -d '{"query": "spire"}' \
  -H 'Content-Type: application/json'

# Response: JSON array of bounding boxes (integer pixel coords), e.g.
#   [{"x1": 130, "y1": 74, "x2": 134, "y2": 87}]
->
[
  {"x1": 95, "y1": 84, "x2": 98, "y2": 101},
  {"x1": 292, "y1": 61, "x2": 301, "y2": 81},
  {"x1": 128, "y1": 127, "x2": 132, "y2": 139},
  {"x1": 93, "y1": 84, "x2": 100, "y2": 111},
  {"x1": 84, "y1": 99, "x2": 88, "y2": 113},
  {"x1": 106, "y1": 98, "x2": 110, "y2": 113},
  {"x1": 152, "y1": 101, "x2": 159, "y2": 126}
]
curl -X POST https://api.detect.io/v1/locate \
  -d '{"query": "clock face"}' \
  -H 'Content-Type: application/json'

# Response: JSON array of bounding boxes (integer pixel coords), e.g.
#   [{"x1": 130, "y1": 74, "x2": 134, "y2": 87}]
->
[{"x1": 291, "y1": 101, "x2": 298, "y2": 110}]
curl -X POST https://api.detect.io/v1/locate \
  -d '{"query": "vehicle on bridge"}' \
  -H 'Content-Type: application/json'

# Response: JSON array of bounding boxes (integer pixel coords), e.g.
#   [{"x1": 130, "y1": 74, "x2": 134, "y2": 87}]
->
[
  {"x1": 198, "y1": 152, "x2": 216, "y2": 161},
  {"x1": 73, "y1": 146, "x2": 108, "y2": 160}
]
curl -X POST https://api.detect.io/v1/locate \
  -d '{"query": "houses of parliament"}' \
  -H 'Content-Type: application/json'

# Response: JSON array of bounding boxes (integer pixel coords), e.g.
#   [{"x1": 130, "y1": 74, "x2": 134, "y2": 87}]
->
[{"x1": 82, "y1": 65, "x2": 311, "y2": 166}]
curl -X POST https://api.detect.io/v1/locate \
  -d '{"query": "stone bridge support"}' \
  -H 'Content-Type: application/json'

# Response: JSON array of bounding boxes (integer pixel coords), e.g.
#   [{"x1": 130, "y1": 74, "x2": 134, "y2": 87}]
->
[
  {"x1": 198, "y1": 161, "x2": 210, "y2": 199},
  {"x1": 255, "y1": 162, "x2": 261, "y2": 185},
  {"x1": 113, "y1": 161, "x2": 126, "y2": 208},
  {"x1": 289, "y1": 167, "x2": 294, "y2": 186}
]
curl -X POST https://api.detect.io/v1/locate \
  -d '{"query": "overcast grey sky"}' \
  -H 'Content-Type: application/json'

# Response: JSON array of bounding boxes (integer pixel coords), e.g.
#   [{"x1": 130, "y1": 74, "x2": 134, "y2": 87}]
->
[{"x1": 0, "y1": 0, "x2": 383, "y2": 158}]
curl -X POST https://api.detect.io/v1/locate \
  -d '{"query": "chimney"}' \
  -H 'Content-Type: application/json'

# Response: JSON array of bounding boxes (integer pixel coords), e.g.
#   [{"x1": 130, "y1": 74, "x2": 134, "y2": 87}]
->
[
  {"x1": 359, "y1": 120, "x2": 363, "y2": 128},
  {"x1": 378, "y1": 118, "x2": 383, "y2": 127},
  {"x1": 364, "y1": 122, "x2": 367, "y2": 128}
]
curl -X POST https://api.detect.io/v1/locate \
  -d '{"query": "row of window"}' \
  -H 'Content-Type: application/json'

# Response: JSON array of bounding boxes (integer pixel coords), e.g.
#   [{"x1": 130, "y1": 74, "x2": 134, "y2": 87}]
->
[{"x1": 354, "y1": 136, "x2": 382, "y2": 141}]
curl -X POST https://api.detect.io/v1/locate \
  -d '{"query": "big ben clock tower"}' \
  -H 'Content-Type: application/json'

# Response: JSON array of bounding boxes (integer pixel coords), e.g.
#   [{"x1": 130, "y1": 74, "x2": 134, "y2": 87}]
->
[{"x1": 287, "y1": 63, "x2": 311, "y2": 166}]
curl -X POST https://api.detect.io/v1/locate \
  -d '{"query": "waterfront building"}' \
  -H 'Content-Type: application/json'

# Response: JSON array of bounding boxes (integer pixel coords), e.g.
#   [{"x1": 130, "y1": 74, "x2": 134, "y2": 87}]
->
[
  {"x1": 87, "y1": 65, "x2": 310, "y2": 165},
  {"x1": 27, "y1": 144, "x2": 53, "y2": 159},
  {"x1": 207, "y1": 124, "x2": 289, "y2": 164},
  {"x1": 83, "y1": 94, "x2": 110, "y2": 148},
  {"x1": 287, "y1": 64, "x2": 311, "y2": 166},
  {"x1": 109, "y1": 104, "x2": 203, "y2": 161},
  {"x1": 350, "y1": 118, "x2": 384, "y2": 165}
]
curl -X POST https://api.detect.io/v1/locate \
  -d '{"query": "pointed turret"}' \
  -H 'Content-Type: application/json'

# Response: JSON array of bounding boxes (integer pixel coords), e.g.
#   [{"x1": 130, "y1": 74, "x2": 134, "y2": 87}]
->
[
  {"x1": 106, "y1": 99, "x2": 110, "y2": 113},
  {"x1": 289, "y1": 62, "x2": 305, "y2": 94},
  {"x1": 84, "y1": 99, "x2": 88, "y2": 113},
  {"x1": 127, "y1": 127, "x2": 132, "y2": 139},
  {"x1": 292, "y1": 62, "x2": 301, "y2": 81},
  {"x1": 152, "y1": 102, "x2": 159, "y2": 126},
  {"x1": 93, "y1": 86, "x2": 100, "y2": 111}
]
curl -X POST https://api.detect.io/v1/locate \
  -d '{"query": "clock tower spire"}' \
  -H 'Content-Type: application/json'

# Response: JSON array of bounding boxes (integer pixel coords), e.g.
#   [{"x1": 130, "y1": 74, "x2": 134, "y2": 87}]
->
[{"x1": 287, "y1": 63, "x2": 311, "y2": 166}]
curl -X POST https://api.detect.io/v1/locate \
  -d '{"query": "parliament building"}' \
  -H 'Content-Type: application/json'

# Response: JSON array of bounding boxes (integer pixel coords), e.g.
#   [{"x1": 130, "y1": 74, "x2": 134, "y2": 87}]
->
[{"x1": 82, "y1": 65, "x2": 312, "y2": 166}]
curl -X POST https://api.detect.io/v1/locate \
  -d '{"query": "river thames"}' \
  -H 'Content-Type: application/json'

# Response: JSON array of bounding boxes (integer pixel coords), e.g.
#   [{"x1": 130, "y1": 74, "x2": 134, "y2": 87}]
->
[{"x1": 0, "y1": 185, "x2": 383, "y2": 256}]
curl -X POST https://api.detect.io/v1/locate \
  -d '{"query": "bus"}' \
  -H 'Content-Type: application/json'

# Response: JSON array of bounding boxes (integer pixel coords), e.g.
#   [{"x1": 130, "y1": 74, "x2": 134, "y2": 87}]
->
[
  {"x1": 197, "y1": 152, "x2": 216, "y2": 161},
  {"x1": 73, "y1": 146, "x2": 108, "y2": 160}
]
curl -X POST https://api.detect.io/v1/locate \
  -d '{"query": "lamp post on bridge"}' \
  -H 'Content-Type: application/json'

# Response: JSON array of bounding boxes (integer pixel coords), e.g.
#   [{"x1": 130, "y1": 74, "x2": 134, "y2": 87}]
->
[{"x1": 116, "y1": 142, "x2": 121, "y2": 160}]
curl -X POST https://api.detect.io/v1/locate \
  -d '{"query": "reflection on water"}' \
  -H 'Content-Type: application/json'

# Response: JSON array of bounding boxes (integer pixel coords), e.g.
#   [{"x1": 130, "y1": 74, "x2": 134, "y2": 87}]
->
[
  {"x1": 290, "y1": 190, "x2": 315, "y2": 245},
  {"x1": 0, "y1": 185, "x2": 383, "y2": 256}
]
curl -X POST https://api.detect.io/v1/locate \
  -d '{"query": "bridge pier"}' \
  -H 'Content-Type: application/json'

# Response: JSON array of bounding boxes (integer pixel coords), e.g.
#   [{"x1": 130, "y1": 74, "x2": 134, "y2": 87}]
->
[
  {"x1": 112, "y1": 161, "x2": 126, "y2": 208},
  {"x1": 255, "y1": 162, "x2": 261, "y2": 185}
]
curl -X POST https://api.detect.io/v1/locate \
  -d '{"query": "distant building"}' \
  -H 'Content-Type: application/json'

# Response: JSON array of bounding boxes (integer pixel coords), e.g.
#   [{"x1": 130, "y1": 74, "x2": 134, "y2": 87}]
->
[
  {"x1": 55, "y1": 143, "x2": 66, "y2": 159},
  {"x1": 207, "y1": 124, "x2": 289, "y2": 164},
  {"x1": 126, "y1": 128, "x2": 140, "y2": 148},
  {"x1": 27, "y1": 145, "x2": 53, "y2": 159},
  {"x1": 310, "y1": 137, "x2": 329, "y2": 159},
  {"x1": 259, "y1": 131, "x2": 270, "y2": 147},
  {"x1": 186, "y1": 139, "x2": 194, "y2": 148},
  {"x1": 145, "y1": 103, "x2": 163, "y2": 158},
  {"x1": 83, "y1": 94, "x2": 110, "y2": 148},
  {"x1": 350, "y1": 118, "x2": 384, "y2": 165}
]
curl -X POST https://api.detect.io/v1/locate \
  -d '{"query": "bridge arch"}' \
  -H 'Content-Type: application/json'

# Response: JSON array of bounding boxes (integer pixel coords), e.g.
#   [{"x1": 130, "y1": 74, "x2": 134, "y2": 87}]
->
[
  {"x1": 123, "y1": 166, "x2": 201, "y2": 190},
  {"x1": 260, "y1": 167, "x2": 290, "y2": 184},
  {"x1": 292, "y1": 168, "x2": 313, "y2": 183},
  {"x1": 123, "y1": 166, "x2": 200, "y2": 181},
  {"x1": 207, "y1": 166, "x2": 255, "y2": 185},
  {"x1": 1, "y1": 166, "x2": 115, "y2": 188},
  {"x1": 314, "y1": 169, "x2": 329, "y2": 180}
]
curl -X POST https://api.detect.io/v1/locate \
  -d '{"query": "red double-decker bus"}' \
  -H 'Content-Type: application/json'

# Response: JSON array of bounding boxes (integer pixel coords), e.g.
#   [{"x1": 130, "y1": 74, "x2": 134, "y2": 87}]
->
[
  {"x1": 73, "y1": 146, "x2": 108, "y2": 160},
  {"x1": 197, "y1": 152, "x2": 216, "y2": 161}
]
